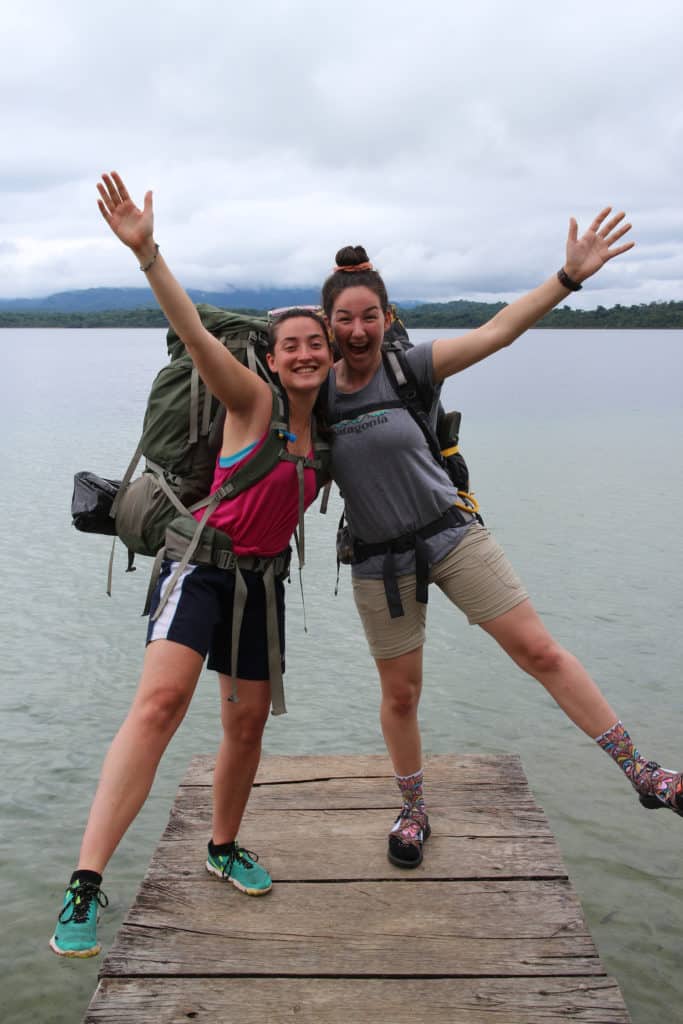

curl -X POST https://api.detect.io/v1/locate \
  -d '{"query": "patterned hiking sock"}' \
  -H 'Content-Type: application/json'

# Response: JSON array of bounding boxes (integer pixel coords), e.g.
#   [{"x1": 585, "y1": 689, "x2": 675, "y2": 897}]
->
[
  {"x1": 596, "y1": 720, "x2": 683, "y2": 810},
  {"x1": 393, "y1": 768, "x2": 427, "y2": 843}
]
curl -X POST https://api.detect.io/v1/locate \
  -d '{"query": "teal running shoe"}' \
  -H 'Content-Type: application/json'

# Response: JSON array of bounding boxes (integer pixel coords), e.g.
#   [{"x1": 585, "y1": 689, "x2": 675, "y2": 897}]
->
[
  {"x1": 49, "y1": 878, "x2": 108, "y2": 958},
  {"x1": 206, "y1": 841, "x2": 272, "y2": 895}
]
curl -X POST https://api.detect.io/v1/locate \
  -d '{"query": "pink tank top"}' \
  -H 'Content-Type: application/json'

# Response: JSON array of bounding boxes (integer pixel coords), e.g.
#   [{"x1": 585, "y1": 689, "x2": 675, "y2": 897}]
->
[{"x1": 192, "y1": 433, "x2": 317, "y2": 556}]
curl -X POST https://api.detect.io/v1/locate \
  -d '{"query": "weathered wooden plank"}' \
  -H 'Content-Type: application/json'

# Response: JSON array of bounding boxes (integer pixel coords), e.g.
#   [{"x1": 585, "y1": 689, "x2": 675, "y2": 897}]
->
[
  {"x1": 146, "y1": 830, "x2": 566, "y2": 881},
  {"x1": 162, "y1": 786, "x2": 552, "y2": 835},
  {"x1": 85, "y1": 977, "x2": 631, "y2": 1024},
  {"x1": 160, "y1": 782, "x2": 548, "y2": 839},
  {"x1": 102, "y1": 879, "x2": 600, "y2": 978},
  {"x1": 183, "y1": 752, "x2": 529, "y2": 788},
  {"x1": 165, "y1": 776, "x2": 543, "y2": 819},
  {"x1": 102, "y1": 923, "x2": 602, "y2": 980}
]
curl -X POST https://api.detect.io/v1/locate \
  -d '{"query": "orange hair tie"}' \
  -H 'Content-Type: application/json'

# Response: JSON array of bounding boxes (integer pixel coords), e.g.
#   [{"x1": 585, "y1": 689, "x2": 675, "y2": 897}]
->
[{"x1": 333, "y1": 261, "x2": 374, "y2": 273}]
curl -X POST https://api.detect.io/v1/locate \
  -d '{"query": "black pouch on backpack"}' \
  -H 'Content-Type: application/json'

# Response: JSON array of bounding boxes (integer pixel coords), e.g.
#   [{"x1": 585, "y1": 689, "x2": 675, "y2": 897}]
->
[
  {"x1": 336, "y1": 520, "x2": 355, "y2": 565},
  {"x1": 436, "y1": 410, "x2": 471, "y2": 493},
  {"x1": 71, "y1": 471, "x2": 121, "y2": 535}
]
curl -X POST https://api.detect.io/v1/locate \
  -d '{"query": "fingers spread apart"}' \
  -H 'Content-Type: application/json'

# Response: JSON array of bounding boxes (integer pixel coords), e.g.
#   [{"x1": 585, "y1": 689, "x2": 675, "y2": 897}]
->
[
  {"x1": 96, "y1": 171, "x2": 128, "y2": 218},
  {"x1": 590, "y1": 207, "x2": 634, "y2": 258}
]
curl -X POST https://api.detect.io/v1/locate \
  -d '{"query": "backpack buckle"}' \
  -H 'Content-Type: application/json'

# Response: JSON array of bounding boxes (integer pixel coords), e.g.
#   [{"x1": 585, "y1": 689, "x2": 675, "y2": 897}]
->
[{"x1": 214, "y1": 550, "x2": 237, "y2": 571}]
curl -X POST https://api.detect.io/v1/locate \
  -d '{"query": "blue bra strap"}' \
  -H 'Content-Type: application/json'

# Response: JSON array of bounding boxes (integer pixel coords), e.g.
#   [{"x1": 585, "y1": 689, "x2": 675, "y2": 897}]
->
[{"x1": 219, "y1": 439, "x2": 259, "y2": 468}]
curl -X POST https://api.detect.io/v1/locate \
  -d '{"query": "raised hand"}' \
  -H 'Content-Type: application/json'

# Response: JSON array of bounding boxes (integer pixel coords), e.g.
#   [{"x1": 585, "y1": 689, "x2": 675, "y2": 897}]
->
[
  {"x1": 564, "y1": 207, "x2": 634, "y2": 285},
  {"x1": 96, "y1": 172, "x2": 154, "y2": 253}
]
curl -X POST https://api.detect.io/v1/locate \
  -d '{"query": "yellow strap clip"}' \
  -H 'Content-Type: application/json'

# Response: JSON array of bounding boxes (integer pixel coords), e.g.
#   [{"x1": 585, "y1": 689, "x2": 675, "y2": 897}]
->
[{"x1": 455, "y1": 490, "x2": 480, "y2": 515}]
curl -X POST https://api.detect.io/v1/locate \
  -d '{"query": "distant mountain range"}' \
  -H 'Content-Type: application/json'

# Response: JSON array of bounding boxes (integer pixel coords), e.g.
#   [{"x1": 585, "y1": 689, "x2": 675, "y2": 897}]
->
[
  {"x1": 0, "y1": 286, "x2": 329, "y2": 313},
  {"x1": 1, "y1": 287, "x2": 682, "y2": 329}
]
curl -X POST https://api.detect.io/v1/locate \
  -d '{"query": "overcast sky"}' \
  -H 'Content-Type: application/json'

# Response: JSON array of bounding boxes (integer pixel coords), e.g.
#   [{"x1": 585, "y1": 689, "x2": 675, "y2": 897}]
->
[{"x1": 1, "y1": 1, "x2": 681, "y2": 308}]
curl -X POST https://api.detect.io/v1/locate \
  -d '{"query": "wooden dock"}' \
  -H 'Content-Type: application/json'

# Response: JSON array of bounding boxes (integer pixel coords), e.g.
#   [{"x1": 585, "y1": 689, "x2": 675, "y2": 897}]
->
[{"x1": 84, "y1": 754, "x2": 631, "y2": 1022}]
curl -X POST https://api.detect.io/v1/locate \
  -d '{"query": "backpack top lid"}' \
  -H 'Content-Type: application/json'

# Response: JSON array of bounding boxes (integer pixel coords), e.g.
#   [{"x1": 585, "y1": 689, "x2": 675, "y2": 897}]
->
[{"x1": 165, "y1": 304, "x2": 271, "y2": 363}]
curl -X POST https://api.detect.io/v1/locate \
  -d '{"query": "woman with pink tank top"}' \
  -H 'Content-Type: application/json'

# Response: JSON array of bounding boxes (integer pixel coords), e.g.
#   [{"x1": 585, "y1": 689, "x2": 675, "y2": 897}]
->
[{"x1": 50, "y1": 172, "x2": 332, "y2": 959}]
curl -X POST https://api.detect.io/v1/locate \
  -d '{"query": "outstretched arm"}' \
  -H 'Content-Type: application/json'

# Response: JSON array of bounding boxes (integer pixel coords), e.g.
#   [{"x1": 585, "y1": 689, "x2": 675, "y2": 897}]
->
[
  {"x1": 96, "y1": 172, "x2": 270, "y2": 419},
  {"x1": 432, "y1": 208, "x2": 634, "y2": 383}
]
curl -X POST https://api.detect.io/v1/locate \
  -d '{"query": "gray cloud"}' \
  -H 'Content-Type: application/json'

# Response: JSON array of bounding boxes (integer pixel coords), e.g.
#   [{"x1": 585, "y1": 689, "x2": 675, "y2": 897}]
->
[{"x1": 1, "y1": 0, "x2": 682, "y2": 307}]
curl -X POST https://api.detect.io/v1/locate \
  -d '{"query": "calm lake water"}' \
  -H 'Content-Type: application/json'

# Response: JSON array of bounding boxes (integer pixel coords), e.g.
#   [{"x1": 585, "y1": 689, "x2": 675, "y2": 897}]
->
[{"x1": 2, "y1": 327, "x2": 682, "y2": 1023}]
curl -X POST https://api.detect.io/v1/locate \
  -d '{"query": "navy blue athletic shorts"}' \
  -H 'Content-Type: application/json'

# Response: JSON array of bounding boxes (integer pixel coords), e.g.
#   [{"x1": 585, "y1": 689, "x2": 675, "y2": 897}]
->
[{"x1": 146, "y1": 560, "x2": 285, "y2": 680}]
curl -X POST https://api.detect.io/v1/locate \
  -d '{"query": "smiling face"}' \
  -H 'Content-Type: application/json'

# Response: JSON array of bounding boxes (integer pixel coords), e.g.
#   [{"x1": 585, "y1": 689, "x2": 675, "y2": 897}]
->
[
  {"x1": 266, "y1": 315, "x2": 332, "y2": 395},
  {"x1": 330, "y1": 286, "x2": 392, "y2": 378}
]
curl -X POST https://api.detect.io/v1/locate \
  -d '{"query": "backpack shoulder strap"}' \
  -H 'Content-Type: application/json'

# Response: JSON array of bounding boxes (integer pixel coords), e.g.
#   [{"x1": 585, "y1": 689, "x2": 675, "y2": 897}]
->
[
  {"x1": 382, "y1": 344, "x2": 445, "y2": 468},
  {"x1": 191, "y1": 387, "x2": 289, "y2": 513},
  {"x1": 384, "y1": 334, "x2": 479, "y2": 516}
]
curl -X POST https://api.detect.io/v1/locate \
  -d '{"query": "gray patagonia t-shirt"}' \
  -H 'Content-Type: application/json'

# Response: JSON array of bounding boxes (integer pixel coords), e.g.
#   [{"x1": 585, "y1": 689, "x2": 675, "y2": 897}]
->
[{"x1": 327, "y1": 341, "x2": 473, "y2": 579}]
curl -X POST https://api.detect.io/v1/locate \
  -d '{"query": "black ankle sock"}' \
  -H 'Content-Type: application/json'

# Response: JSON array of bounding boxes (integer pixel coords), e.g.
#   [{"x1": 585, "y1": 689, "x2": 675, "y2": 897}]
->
[
  {"x1": 70, "y1": 869, "x2": 102, "y2": 887},
  {"x1": 209, "y1": 838, "x2": 236, "y2": 856}
]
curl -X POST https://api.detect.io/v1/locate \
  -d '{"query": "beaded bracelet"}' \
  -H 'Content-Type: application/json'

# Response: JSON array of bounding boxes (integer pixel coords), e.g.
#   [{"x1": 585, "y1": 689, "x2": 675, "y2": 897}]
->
[{"x1": 139, "y1": 243, "x2": 160, "y2": 273}]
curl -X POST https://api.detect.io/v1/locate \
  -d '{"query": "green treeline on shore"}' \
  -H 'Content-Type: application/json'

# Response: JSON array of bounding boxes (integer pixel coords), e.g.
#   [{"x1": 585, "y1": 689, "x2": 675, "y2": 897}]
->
[
  {"x1": 2, "y1": 299, "x2": 683, "y2": 329},
  {"x1": 403, "y1": 299, "x2": 683, "y2": 329}
]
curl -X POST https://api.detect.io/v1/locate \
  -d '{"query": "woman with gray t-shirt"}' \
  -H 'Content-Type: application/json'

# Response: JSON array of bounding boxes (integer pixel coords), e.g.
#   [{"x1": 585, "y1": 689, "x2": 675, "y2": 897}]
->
[{"x1": 321, "y1": 208, "x2": 683, "y2": 869}]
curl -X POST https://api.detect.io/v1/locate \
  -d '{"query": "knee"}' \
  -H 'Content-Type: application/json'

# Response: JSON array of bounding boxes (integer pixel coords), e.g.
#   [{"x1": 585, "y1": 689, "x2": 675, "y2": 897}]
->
[
  {"x1": 518, "y1": 636, "x2": 568, "y2": 678},
  {"x1": 136, "y1": 685, "x2": 189, "y2": 735},
  {"x1": 222, "y1": 703, "x2": 269, "y2": 749},
  {"x1": 382, "y1": 678, "x2": 421, "y2": 719}
]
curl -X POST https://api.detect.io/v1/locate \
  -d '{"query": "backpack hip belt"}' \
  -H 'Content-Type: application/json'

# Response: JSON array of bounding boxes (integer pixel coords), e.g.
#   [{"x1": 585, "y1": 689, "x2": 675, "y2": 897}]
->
[
  {"x1": 150, "y1": 515, "x2": 291, "y2": 716},
  {"x1": 164, "y1": 517, "x2": 291, "y2": 580},
  {"x1": 351, "y1": 504, "x2": 470, "y2": 620}
]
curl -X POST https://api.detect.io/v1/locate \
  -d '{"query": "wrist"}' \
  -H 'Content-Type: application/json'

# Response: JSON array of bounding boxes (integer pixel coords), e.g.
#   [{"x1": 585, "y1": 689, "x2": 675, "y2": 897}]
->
[
  {"x1": 134, "y1": 240, "x2": 160, "y2": 273},
  {"x1": 557, "y1": 267, "x2": 582, "y2": 291}
]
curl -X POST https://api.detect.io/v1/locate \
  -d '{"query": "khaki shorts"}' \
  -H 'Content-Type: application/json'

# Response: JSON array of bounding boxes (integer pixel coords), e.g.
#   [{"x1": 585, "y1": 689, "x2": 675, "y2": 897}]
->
[{"x1": 351, "y1": 523, "x2": 528, "y2": 661}]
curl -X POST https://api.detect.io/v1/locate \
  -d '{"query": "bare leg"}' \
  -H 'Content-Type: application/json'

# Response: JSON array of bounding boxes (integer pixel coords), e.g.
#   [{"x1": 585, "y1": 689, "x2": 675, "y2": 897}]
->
[
  {"x1": 374, "y1": 647, "x2": 430, "y2": 866},
  {"x1": 479, "y1": 598, "x2": 617, "y2": 737},
  {"x1": 78, "y1": 640, "x2": 204, "y2": 873},
  {"x1": 375, "y1": 646, "x2": 424, "y2": 776},
  {"x1": 212, "y1": 676, "x2": 271, "y2": 844}
]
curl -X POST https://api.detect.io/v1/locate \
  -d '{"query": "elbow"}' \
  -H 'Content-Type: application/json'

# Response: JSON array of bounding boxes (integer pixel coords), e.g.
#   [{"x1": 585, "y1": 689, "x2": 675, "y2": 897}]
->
[
  {"x1": 487, "y1": 319, "x2": 516, "y2": 351},
  {"x1": 480, "y1": 322, "x2": 513, "y2": 354}
]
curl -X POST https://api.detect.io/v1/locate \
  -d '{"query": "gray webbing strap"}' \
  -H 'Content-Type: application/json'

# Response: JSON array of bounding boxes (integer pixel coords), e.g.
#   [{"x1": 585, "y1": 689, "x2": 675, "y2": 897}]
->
[
  {"x1": 228, "y1": 564, "x2": 249, "y2": 703},
  {"x1": 296, "y1": 457, "x2": 305, "y2": 567},
  {"x1": 143, "y1": 546, "x2": 168, "y2": 617},
  {"x1": 152, "y1": 520, "x2": 288, "y2": 716},
  {"x1": 252, "y1": 347, "x2": 279, "y2": 396},
  {"x1": 280, "y1": 453, "x2": 310, "y2": 567},
  {"x1": 385, "y1": 349, "x2": 408, "y2": 388},
  {"x1": 110, "y1": 440, "x2": 144, "y2": 519},
  {"x1": 150, "y1": 499, "x2": 221, "y2": 622},
  {"x1": 228, "y1": 559, "x2": 286, "y2": 714},
  {"x1": 106, "y1": 537, "x2": 117, "y2": 596},
  {"x1": 246, "y1": 339, "x2": 258, "y2": 375},
  {"x1": 263, "y1": 562, "x2": 286, "y2": 715},
  {"x1": 201, "y1": 381, "x2": 212, "y2": 436},
  {"x1": 146, "y1": 460, "x2": 196, "y2": 517},
  {"x1": 319, "y1": 480, "x2": 332, "y2": 514},
  {"x1": 293, "y1": 530, "x2": 308, "y2": 634},
  {"x1": 189, "y1": 367, "x2": 199, "y2": 445},
  {"x1": 188, "y1": 476, "x2": 236, "y2": 514}
]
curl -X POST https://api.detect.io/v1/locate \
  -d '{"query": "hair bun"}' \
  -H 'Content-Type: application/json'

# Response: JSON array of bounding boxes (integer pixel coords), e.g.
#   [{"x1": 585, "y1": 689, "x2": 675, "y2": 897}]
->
[{"x1": 335, "y1": 245, "x2": 370, "y2": 268}]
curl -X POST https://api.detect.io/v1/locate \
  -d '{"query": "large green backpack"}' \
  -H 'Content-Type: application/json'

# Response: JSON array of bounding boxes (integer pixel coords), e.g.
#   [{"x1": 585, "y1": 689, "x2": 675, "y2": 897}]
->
[{"x1": 108, "y1": 304, "x2": 330, "y2": 587}]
